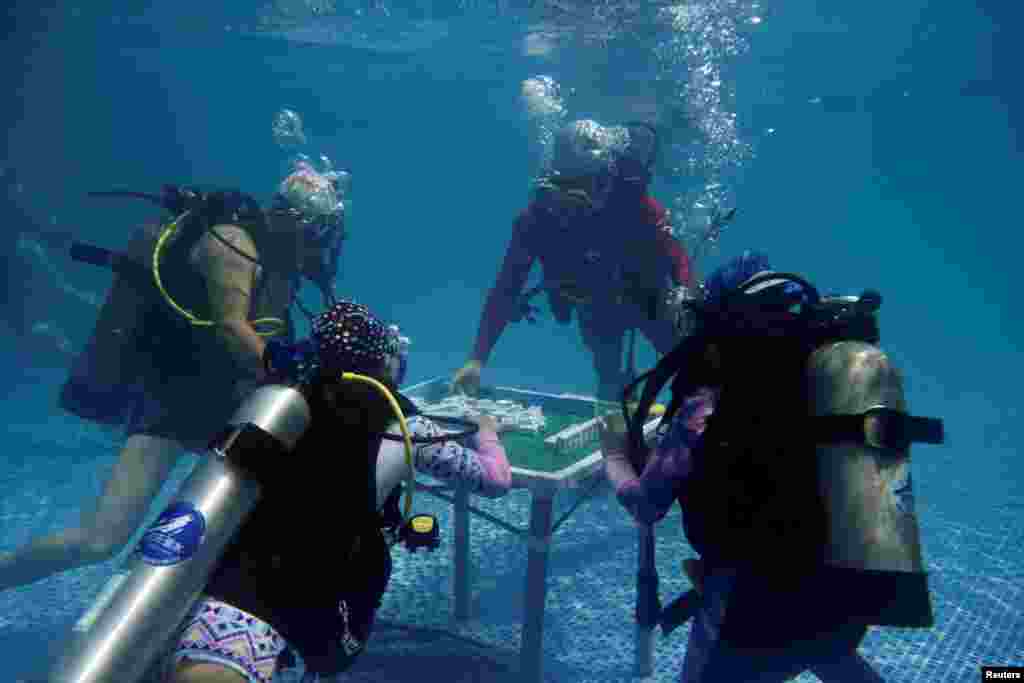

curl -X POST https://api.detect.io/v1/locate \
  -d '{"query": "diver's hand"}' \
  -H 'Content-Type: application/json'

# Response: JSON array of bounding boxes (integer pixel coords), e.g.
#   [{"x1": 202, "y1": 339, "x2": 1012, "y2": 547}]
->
[
  {"x1": 470, "y1": 414, "x2": 503, "y2": 435},
  {"x1": 452, "y1": 360, "x2": 482, "y2": 396},
  {"x1": 597, "y1": 412, "x2": 629, "y2": 457},
  {"x1": 600, "y1": 413, "x2": 644, "y2": 519},
  {"x1": 264, "y1": 339, "x2": 316, "y2": 382},
  {"x1": 661, "y1": 284, "x2": 700, "y2": 334}
]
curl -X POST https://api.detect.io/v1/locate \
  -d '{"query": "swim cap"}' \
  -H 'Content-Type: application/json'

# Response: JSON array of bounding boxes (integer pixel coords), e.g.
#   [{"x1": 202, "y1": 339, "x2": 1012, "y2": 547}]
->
[
  {"x1": 703, "y1": 251, "x2": 805, "y2": 312},
  {"x1": 312, "y1": 300, "x2": 399, "y2": 376},
  {"x1": 703, "y1": 250, "x2": 773, "y2": 306},
  {"x1": 277, "y1": 159, "x2": 344, "y2": 221},
  {"x1": 552, "y1": 119, "x2": 626, "y2": 178}
]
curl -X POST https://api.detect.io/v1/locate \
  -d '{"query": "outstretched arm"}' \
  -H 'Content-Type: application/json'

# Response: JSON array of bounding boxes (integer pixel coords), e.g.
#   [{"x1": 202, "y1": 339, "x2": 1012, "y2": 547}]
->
[
  {"x1": 643, "y1": 196, "x2": 696, "y2": 288},
  {"x1": 470, "y1": 212, "x2": 537, "y2": 364},
  {"x1": 654, "y1": 223, "x2": 696, "y2": 289},
  {"x1": 374, "y1": 415, "x2": 512, "y2": 508},
  {"x1": 603, "y1": 388, "x2": 715, "y2": 525}
]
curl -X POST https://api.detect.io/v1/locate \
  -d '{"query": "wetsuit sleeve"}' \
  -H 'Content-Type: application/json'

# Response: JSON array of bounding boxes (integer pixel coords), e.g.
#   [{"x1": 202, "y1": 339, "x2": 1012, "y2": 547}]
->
[
  {"x1": 609, "y1": 388, "x2": 715, "y2": 525},
  {"x1": 402, "y1": 415, "x2": 512, "y2": 498},
  {"x1": 471, "y1": 211, "x2": 537, "y2": 363}
]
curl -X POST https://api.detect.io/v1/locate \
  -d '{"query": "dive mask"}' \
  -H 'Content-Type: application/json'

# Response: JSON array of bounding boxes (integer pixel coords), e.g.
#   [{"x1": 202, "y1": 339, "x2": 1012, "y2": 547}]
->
[{"x1": 534, "y1": 171, "x2": 615, "y2": 214}]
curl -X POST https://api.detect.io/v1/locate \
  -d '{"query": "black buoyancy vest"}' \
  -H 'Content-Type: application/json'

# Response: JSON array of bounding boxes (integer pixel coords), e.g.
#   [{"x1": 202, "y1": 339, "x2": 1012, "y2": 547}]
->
[
  {"x1": 674, "y1": 333, "x2": 839, "y2": 649},
  {"x1": 675, "y1": 331, "x2": 933, "y2": 648},
  {"x1": 646, "y1": 276, "x2": 940, "y2": 647},
  {"x1": 679, "y1": 333, "x2": 826, "y2": 572}
]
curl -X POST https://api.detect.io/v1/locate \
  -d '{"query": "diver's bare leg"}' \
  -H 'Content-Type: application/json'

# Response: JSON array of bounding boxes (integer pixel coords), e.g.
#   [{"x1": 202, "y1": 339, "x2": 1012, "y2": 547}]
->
[
  {"x1": 169, "y1": 660, "x2": 248, "y2": 683},
  {"x1": 809, "y1": 341, "x2": 924, "y2": 573},
  {"x1": 0, "y1": 434, "x2": 182, "y2": 591}
]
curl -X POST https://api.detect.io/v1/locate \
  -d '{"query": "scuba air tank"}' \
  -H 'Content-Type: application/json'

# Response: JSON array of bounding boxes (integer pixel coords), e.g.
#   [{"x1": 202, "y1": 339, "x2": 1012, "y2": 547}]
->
[{"x1": 46, "y1": 385, "x2": 311, "y2": 683}]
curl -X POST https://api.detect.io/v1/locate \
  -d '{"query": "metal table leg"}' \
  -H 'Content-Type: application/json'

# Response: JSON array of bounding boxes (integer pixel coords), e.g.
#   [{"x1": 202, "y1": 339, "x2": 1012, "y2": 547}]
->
[
  {"x1": 453, "y1": 482, "x2": 471, "y2": 621},
  {"x1": 520, "y1": 492, "x2": 555, "y2": 683},
  {"x1": 635, "y1": 524, "x2": 656, "y2": 677}
]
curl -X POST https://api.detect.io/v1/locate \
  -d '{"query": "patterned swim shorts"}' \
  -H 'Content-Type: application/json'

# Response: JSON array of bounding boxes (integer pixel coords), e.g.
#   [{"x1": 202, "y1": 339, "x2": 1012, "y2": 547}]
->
[{"x1": 169, "y1": 597, "x2": 287, "y2": 682}]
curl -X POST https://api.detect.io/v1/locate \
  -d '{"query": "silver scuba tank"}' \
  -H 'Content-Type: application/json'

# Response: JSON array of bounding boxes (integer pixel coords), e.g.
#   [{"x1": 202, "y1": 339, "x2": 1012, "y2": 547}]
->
[
  {"x1": 47, "y1": 384, "x2": 311, "y2": 683},
  {"x1": 807, "y1": 340, "x2": 935, "y2": 627},
  {"x1": 810, "y1": 341, "x2": 924, "y2": 573}
]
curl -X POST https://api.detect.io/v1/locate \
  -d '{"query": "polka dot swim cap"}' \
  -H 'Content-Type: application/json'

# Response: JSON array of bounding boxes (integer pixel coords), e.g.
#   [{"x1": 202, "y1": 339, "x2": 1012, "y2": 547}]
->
[{"x1": 311, "y1": 300, "x2": 398, "y2": 375}]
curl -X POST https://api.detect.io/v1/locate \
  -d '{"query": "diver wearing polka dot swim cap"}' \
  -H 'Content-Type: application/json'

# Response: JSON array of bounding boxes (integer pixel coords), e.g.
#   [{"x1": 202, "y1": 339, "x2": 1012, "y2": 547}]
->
[{"x1": 311, "y1": 300, "x2": 400, "y2": 376}]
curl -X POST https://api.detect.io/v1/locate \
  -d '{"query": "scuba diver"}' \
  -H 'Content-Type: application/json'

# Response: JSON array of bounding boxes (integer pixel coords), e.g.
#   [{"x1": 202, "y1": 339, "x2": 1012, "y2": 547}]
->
[
  {"x1": 451, "y1": 119, "x2": 698, "y2": 401},
  {"x1": 154, "y1": 300, "x2": 511, "y2": 682},
  {"x1": 0, "y1": 161, "x2": 349, "y2": 592},
  {"x1": 600, "y1": 251, "x2": 945, "y2": 682}
]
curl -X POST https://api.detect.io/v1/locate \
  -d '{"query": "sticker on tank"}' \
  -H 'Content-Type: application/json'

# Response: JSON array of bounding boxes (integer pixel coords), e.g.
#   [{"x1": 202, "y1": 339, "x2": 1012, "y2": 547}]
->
[{"x1": 138, "y1": 502, "x2": 207, "y2": 567}]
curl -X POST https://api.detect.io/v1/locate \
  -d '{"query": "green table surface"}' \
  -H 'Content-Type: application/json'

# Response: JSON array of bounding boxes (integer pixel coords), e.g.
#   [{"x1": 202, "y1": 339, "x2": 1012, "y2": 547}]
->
[{"x1": 406, "y1": 382, "x2": 615, "y2": 474}]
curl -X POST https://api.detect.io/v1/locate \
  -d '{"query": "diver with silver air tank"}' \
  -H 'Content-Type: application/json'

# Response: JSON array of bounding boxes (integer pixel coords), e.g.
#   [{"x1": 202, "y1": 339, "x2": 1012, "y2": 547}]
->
[
  {"x1": 48, "y1": 301, "x2": 513, "y2": 683},
  {"x1": 601, "y1": 251, "x2": 946, "y2": 681},
  {"x1": 47, "y1": 383, "x2": 312, "y2": 683}
]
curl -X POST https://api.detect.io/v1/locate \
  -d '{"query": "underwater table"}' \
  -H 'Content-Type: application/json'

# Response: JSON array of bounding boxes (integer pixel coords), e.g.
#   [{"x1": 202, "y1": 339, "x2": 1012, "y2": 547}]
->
[{"x1": 402, "y1": 377, "x2": 661, "y2": 683}]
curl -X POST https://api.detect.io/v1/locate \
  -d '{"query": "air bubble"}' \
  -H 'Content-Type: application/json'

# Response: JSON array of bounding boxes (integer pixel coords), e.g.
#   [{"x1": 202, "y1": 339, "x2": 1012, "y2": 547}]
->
[{"x1": 272, "y1": 109, "x2": 307, "y2": 149}]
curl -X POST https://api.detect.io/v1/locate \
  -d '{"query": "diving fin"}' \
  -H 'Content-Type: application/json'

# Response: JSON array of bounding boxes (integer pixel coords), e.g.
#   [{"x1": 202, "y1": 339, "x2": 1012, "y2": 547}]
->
[
  {"x1": 88, "y1": 185, "x2": 200, "y2": 216},
  {"x1": 87, "y1": 190, "x2": 166, "y2": 206},
  {"x1": 70, "y1": 242, "x2": 151, "y2": 286}
]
